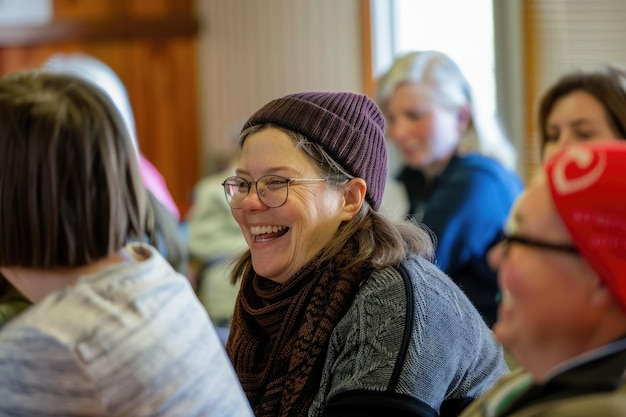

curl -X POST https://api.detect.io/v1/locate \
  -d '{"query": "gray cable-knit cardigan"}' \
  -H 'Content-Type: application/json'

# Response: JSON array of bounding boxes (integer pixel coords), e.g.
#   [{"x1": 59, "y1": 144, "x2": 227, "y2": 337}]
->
[{"x1": 310, "y1": 256, "x2": 509, "y2": 417}]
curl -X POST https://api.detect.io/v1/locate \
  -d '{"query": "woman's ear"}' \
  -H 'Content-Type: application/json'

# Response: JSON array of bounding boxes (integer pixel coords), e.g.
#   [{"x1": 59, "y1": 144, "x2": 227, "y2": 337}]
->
[
  {"x1": 457, "y1": 104, "x2": 472, "y2": 134},
  {"x1": 342, "y1": 178, "x2": 367, "y2": 220}
]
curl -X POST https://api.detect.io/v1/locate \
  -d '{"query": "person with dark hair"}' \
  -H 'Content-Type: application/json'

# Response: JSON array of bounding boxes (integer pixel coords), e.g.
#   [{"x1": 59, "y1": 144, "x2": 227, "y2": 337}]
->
[
  {"x1": 537, "y1": 65, "x2": 626, "y2": 162},
  {"x1": 0, "y1": 70, "x2": 252, "y2": 416},
  {"x1": 43, "y1": 52, "x2": 188, "y2": 274},
  {"x1": 376, "y1": 51, "x2": 523, "y2": 327},
  {"x1": 0, "y1": 53, "x2": 190, "y2": 328},
  {"x1": 224, "y1": 91, "x2": 508, "y2": 417},
  {"x1": 460, "y1": 141, "x2": 626, "y2": 416}
]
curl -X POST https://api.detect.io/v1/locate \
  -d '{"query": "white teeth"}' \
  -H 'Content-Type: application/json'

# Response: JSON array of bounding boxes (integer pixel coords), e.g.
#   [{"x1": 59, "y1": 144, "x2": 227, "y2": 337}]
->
[{"x1": 250, "y1": 225, "x2": 286, "y2": 235}]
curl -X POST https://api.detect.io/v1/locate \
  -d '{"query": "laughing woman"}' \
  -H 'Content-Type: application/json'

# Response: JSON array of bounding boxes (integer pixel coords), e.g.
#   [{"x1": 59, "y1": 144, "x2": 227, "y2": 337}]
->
[{"x1": 223, "y1": 91, "x2": 509, "y2": 417}]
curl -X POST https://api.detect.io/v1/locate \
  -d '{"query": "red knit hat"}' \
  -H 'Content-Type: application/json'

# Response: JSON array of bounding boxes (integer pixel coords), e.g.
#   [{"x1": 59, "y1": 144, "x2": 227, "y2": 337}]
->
[
  {"x1": 243, "y1": 92, "x2": 387, "y2": 211},
  {"x1": 546, "y1": 141, "x2": 626, "y2": 311}
]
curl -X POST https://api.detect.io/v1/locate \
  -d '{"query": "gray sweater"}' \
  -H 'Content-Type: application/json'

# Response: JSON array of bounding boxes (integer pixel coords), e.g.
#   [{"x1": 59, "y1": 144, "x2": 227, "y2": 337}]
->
[{"x1": 310, "y1": 256, "x2": 509, "y2": 417}]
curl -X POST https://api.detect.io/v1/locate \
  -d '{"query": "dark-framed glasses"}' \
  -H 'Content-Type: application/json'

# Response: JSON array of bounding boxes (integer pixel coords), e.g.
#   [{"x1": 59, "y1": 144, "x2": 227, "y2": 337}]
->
[
  {"x1": 500, "y1": 232, "x2": 579, "y2": 255},
  {"x1": 222, "y1": 175, "x2": 326, "y2": 209}
]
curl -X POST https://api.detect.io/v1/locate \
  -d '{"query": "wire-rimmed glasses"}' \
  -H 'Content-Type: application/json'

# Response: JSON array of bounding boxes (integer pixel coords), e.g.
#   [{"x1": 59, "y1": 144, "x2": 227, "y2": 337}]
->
[{"x1": 222, "y1": 175, "x2": 326, "y2": 209}]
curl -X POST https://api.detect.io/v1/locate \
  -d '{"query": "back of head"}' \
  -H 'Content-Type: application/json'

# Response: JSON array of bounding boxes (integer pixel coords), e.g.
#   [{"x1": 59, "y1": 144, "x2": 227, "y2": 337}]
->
[
  {"x1": 538, "y1": 65, "x2": 626, "y2": 150},
  {"x1": 0, "y1": 70, "x2": 146, "y2": 268},
  {"x1": 43, "y1": 53, "x2": 139, "y2": 155},
  {"x1": 44, "y1": 53, "x2": 187, "y2": 273},
  {"x1": 546, "y1": 141, "x2": 626, "y2": 313},
  {"x1": 376, "y1": 50, "x2": 517, "y2": 170}
]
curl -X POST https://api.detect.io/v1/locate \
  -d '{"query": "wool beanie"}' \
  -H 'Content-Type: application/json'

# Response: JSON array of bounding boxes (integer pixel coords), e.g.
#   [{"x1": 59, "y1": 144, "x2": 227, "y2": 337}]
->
[
  {"x1": 243, "y1": 92, "x2": 387, "y2": 211},
  {"x1": 546, "y1": 141, "x2": 626, "y2": 311}
]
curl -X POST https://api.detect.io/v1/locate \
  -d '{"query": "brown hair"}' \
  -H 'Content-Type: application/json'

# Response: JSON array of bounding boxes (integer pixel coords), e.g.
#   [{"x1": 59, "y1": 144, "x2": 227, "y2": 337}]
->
[
  {"x1": 0, "y1": 70, "x2": 145, "y2": 267},
  {"x1": 229, "y1": 124, "x2": 434, "y2": 284},
  {"x1": 538, "y1": 65, "x2": 626, "y2": 156}
]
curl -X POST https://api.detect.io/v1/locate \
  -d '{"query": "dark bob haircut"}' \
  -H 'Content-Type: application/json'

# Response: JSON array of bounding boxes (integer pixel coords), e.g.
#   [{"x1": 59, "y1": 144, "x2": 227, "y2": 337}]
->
[{"x1": 0, "y1": 70, "x2": 146, "y2": 268}]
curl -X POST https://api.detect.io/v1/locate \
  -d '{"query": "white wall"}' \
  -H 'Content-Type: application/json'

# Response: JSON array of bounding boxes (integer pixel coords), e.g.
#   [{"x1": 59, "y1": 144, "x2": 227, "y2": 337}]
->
[{"x1": 196, "y1": 0, "x2": 364, "y2": 175}]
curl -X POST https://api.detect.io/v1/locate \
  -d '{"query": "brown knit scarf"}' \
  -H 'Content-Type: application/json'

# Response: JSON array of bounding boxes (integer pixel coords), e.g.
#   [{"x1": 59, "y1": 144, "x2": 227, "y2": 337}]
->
[{"x1": 226, "y1": 240, "x2": 370, "y2": 417}]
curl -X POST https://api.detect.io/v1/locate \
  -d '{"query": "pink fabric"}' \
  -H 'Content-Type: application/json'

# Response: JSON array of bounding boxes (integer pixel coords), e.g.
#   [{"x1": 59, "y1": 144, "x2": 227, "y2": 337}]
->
[
  {"x1": 139, "y1": 156, "x2": 180, "y2": 221},
  {"x1": 546, "y1": 141, "x2": 626, "y2": 311}
]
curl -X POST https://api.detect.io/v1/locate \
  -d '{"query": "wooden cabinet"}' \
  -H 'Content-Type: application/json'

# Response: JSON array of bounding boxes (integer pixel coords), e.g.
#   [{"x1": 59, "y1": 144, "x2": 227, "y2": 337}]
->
[{"x1": 0, "y1": 0, "x2": 200, "y2": 214}]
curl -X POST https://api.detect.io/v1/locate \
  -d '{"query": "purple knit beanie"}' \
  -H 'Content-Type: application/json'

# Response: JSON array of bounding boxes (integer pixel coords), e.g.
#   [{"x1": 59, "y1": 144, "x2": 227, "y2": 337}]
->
[{"x1": 243, "y1": 91, "x2": 387, "y2": 211}]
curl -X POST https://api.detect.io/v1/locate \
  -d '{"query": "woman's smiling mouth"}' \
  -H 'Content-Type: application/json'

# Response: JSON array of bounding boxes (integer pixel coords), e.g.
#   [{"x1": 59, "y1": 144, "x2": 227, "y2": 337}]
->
[{"x1": 251, "y1": 225, "x2": 289, "y2": 242}]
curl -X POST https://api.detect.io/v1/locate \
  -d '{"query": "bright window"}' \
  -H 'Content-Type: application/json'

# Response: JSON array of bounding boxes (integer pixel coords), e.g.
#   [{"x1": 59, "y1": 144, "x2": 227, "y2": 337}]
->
[{"x1": 372, "y1": 0, "x2": 497, "y2": 116}]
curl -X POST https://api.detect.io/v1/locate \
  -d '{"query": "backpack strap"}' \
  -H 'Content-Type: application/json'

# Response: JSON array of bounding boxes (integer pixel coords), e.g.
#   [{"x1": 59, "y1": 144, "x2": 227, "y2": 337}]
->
[{"x1": 386, "y1": 263, "x2": 415, "y2": 393}]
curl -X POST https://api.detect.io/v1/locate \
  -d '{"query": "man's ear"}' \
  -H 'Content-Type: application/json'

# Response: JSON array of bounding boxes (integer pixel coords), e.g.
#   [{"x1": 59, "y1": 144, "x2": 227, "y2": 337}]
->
[
  {"x1": 342, "y1": 178, "x2": 367, "y2": 220},
  {"x1": 589, "y1": 280, "x2": 614, "y2": 309}
]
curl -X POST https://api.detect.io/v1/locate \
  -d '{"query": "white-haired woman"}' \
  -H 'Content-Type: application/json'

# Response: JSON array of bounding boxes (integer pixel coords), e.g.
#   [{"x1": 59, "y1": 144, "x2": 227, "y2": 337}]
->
[{"x1": 376, "y1": 50, "x2": 523, "y2": 327}]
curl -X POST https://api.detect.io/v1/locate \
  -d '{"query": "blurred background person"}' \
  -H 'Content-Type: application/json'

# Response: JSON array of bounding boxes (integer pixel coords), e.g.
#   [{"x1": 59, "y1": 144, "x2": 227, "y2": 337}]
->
[
  {"x1": 186, "y1": 128, "x2": 247, "y2": 338},
  {"x1": 538, "y1": 64, "x2": 626, "y2": 162},
  {"x1": 0, "y1": 70, "x2": 252, "y2": 416},
  {"x1": 460, "y1": 141, "x2": 626, "y2": 416},
  {"x1": 376, "y1": 50, "x2": 523, "y2": 327}
]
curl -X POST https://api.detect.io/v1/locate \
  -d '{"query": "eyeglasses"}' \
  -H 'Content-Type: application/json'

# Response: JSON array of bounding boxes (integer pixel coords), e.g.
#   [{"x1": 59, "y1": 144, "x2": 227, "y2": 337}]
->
[
  {"x1": 499, "y1": 232, "x2": 579, "y2": 255},
  {"x1": 222, "y1": 175, "x2": 327, "y2": 209}
]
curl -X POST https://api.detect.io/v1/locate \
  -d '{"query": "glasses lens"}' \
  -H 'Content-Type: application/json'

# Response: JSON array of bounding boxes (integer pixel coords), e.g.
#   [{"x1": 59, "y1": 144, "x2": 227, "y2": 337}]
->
[
  {"x1": 257, "y1": 175, "x2": 289, "y2": 207},
  {"x1": 223, "y1": 176, "x2": 248, "y2": 208}
]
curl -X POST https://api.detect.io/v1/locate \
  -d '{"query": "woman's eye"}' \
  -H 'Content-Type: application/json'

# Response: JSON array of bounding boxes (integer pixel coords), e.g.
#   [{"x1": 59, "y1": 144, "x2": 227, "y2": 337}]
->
[
  {"x1": 544, "y1": 129, "x2": 559, "y2": 143},
  {"x1": 574, "y1": 130, "x2": 595, "y2": 140},
  {"x1": 406, "y1": 111, "x2": 424, "y2": 121},
  {"x1": 266, "y1": 178, "x2": 288, "y2": 188}
]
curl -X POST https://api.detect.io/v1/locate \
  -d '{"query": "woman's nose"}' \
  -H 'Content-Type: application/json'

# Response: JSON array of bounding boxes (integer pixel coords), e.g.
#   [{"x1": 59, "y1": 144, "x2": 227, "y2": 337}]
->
[
  {"x1": 388, "y1": 120, "x2": 409, "y2": 143},
  {"x1": 240, "y1": 184, "x2": 267, "y2": 210},
  {"x1": 554, "y1": 132, "x2": 580, "y2": 150}
]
